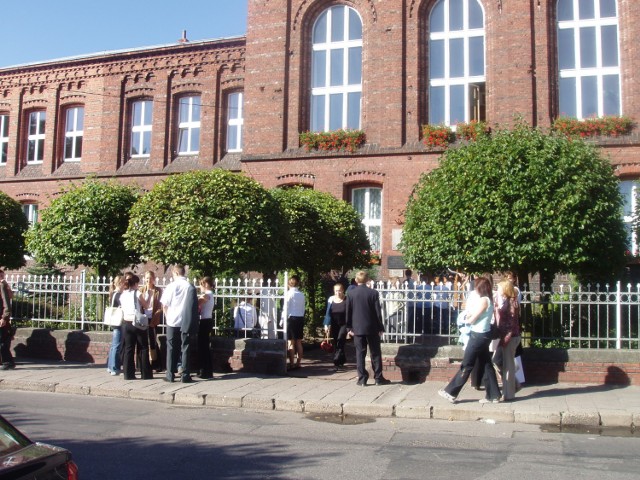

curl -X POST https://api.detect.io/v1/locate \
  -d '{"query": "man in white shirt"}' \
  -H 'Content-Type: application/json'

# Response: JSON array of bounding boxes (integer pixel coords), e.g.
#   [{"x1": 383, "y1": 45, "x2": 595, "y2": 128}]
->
[{"x1": 161, "y1": 264, "x2": 198, "y2": 383}]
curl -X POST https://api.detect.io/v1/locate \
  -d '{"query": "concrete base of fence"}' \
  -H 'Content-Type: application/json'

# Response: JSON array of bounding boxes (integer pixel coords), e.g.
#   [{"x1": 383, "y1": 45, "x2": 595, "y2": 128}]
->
[{"x1": 9, "y1": 328, "x2": 640, "y2": 385}]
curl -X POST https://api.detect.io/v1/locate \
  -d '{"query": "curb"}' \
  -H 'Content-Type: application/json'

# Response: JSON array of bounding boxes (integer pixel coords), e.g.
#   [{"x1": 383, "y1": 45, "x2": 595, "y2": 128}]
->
[{"x1": 1, "y1": 375, "x2": 638, "y2": 430}]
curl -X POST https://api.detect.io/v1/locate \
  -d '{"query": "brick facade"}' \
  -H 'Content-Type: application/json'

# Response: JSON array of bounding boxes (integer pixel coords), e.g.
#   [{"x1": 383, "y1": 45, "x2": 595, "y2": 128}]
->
[{"x1": 0, "y1": 0, "x2": 639, "y2": 277}]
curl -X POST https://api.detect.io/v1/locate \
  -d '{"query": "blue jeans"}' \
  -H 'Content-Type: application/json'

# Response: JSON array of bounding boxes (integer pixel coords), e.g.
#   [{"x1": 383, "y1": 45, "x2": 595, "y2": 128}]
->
[{"x1": 107, "y1": 326, "x2": 122, "y2": 373}]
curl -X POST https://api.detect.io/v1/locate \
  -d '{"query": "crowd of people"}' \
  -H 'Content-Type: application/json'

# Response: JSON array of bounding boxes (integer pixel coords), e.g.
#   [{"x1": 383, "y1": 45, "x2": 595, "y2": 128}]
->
[{"x1": 2, "y1": 265, "x2": 524, "y2": 401}]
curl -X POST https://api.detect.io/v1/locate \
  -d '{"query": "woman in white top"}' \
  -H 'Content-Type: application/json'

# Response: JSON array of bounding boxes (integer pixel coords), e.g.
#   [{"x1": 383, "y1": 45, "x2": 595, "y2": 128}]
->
[
  {"x1": 438, "y1": 277, "x2": 501, "y2": 404},
  {"x1": 120, "y1": 274, "x2": 152, "y2": 381},
  {"x1": 283, "y1": 275, "x2": 305, "y2": 370},
  {"x1": 197, "y1": 277, "x2": 215, "y2": 379}
]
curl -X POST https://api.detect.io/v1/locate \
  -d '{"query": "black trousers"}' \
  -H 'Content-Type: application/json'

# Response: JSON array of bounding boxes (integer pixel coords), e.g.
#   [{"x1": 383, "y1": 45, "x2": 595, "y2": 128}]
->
[
  {"x1": 0, "y1": 325, "x2": 14, "y2": 365},
  {"x1": 330, "y1": 323, "x2": 348, "y2": 366},
  {"x1": 122, "y1": 321, "x2": 152, "y2": 380},
  {"x1": 444, "y1": 330, "x2": 501, "y2": 400},
  {"x1": 354, "y1": 334, "x2": 383, "y2": 383},
  {"x1": 166, "y1": 326, "x2": 194, "y2": 380},
  {"x1": 197, "y1": 318, "x2": 213, "y2": 377}
]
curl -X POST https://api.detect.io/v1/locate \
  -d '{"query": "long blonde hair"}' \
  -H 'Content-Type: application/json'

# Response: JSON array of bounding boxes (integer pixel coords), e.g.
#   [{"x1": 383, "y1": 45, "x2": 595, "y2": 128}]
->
[{"x1": 497, "y1": 280, "x2": 516, "y2": 299}]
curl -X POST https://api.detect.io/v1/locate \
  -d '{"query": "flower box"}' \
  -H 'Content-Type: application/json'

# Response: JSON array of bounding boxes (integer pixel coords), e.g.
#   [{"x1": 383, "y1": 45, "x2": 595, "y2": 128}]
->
[
  {"x1": 299, "y1": 129, "x2": 366, "y2": 154},
  {"x1": 455, "y1": 120, "x2": 491, "y2": 141},
  {"x1": 421, "y1": 124, "x2": 455, "y2": 148},
  {"x1": 552, "y1": 116, "x2": 635, "y2": 139}
]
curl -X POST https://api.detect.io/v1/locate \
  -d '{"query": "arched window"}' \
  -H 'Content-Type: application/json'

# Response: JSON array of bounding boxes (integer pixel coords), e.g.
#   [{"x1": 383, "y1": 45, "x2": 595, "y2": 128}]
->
[
  {"x1": 557, "y1": 0, "x2": 620, "y2": 118},
  {"x1": 226, "y1": 91, "x2": 244, "y2": 152},
  {"x1": 352, "y1": 186, "x2": 382, "y2": 251},
  {"x1": 63, "y1": 106, "x2": 84, "y2": 162},
  {"x1": 619, "y1": 179, "x2": 637, "y2": 255},
  {"x1": 428, "y1": 0, "x2": 485, "y2": 126},
  {"x1": 22, "y1": 203, "x2": 38, "y2": 225},
  {"x1": 130, "y1": 99, "x2": 153, "y2": 157},
  {"x1": 311, "y1": 5, "x2": 363, "y2": 132},
  {"x1": 26, "y1": 110, "x2": 46, "y2": 163},
  {"x1": 177, "y1": 95, "x2": 201, "y2": 154},
  {"x1": 0, "y1": 113, "x2": 8, "y2": 164}
]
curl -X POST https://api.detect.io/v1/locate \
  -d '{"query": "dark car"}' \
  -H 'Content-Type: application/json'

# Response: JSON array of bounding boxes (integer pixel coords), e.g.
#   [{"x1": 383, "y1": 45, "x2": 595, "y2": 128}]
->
[{"x1": 0, "y1": 414, "x2": 78, "y2": 479}]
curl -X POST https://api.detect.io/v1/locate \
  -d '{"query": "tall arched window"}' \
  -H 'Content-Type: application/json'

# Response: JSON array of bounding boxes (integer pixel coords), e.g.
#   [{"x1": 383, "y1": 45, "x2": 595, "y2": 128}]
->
[
  {"x1": 26, "y1": 110, "x2": 46, "y2": 163},
  {"x1": 0, "y1": 113, "x2": 8, "y2": 165},
  {"x1": 130, "y1": 99, "x2": 153, "y2": 157},
  {"x1": 619, "y1": 179, "x2": 637, "y2": 254},
  {"x1": 352, "y1": 187, "x2": 382, "y2": 251},
  {"x1": 177, "y1": 95, "x2": 201, "y2": 155},
  {"x1": 63, "y1": 106, "x2": 84, "y2": 162},
  {"x1": 428, "y1": 0, "x2": 485, "y2": 126},
  {"x1": 557, "y1": 0, "x2": 620, "y2": 118},
  {"x1": 311, "y1": 5, "x2": 363, "y2": 132}
]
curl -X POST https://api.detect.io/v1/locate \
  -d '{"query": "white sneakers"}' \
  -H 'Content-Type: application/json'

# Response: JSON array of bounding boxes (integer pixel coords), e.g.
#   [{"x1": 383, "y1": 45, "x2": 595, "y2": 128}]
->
[{"x1": 438, "y1": 389, "x2": 456, "y2": 404}]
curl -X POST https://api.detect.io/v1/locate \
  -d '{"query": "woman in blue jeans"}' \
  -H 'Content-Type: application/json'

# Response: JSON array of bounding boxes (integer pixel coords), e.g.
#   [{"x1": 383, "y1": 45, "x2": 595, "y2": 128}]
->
[
  {"x1": 438, "y1": 276, "x2": 501, "y2": 404},
  {"x1": 107, "y1": 275, "x2": 124, "y2": 375}
]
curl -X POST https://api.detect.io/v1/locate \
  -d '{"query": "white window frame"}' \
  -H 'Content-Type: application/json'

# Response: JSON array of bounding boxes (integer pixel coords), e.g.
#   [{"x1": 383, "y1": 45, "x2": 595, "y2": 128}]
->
[
  {"x1": 352, "y1": 187, "x2": 382, "y2": 252},
  {"x1": 27, "y1": 110, "x2": 46, "y2": 164},
  {"x1": 63, "y1": 106, "x2": 84, "y2": 162},
  {"x1": 311, "y1": 5, "x2": 363, "y2": 132},
  {"x1": 556, "y1": 0, "x2": 620, "y2": 118},
  {"x1": 620, "y1": 180, "x2": 637, "y2": 255},
  {"x1": 428, "y1": 0, "x2": 486, "y2": 127},
  {"x1": 226, "y1": 92, "x2": 244, "y2": 152},
  {"x1": 130, "y1": 100, "x2": 153, "y2": 157},
  {"x1": 22, "y1": 203, "x2": 38, "y2": 225},
  {"x1": 177, "y1": 95, "x2": 201, "y2": 155},
  {"x1": 0, "y1": 114, "x2": 8, "y2": 165}
]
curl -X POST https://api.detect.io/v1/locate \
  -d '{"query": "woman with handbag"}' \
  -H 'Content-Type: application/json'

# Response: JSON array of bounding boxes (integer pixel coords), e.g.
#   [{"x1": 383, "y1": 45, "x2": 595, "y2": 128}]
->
[
  {"x1": 493, "y1": 280, "x2": 521, "y2": 401},
  {"x1": 139, "y1": 271, "x2": 163, "y2": 372},
  {"x1": 323, "y1": 282, "x2": 348, "y2": 371},
  {"x1": 120, "y1": 274, "x2": 152, "y2": 380},
  {"x1": 106, "y1": 275, "x2": 124, "y2": 375},
  {"x1": 438, "y1": 276, "x2": 501, "y2": 404}
]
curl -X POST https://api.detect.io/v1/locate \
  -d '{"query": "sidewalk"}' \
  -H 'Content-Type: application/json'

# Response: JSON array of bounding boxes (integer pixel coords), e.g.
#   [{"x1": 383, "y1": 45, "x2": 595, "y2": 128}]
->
[{"x1": 1, "y1": 356, "x2": 638, "y2": 429}]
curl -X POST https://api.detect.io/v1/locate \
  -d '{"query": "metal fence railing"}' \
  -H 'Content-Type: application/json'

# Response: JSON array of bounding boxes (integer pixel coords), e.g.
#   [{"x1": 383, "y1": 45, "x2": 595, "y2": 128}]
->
[
  {"x1": 374, "y1": 280, "x2": 639, "y2": 350},
  {"x1": 6, "y1": 273, "x2": 639, "y2": 349},
  {"x1": 6, "y1": 272, "x2": 288, "y2": 340}
]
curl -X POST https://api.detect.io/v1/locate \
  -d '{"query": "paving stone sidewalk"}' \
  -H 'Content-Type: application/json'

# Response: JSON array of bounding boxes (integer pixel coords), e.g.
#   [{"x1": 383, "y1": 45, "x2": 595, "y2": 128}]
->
[{"x1": 1, "y1": 359, "x2": 638, "y2": 429}]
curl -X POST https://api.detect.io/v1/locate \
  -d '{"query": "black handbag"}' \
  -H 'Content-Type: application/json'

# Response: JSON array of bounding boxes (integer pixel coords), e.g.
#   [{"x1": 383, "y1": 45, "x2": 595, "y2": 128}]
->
[{"x1": 489, "y1": 321, "x2": 500, "y2": 340}]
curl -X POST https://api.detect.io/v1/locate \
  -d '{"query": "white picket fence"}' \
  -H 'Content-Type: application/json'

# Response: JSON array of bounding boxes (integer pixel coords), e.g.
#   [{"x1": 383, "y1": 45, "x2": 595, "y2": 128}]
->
[{"x1": 6, "y1": 273, "x2": 639, "y2": 349}]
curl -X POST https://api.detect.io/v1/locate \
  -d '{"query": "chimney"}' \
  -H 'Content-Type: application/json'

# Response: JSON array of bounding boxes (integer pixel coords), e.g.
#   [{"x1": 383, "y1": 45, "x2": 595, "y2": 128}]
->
[{"x1": 179, "y1": 30, "x2": 189, "y2": 43}]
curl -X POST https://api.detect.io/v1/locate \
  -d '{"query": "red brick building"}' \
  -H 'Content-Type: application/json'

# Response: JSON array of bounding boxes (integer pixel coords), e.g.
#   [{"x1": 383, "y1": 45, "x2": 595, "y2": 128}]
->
[{"x1": 1, "y1": 0, "x2": 639, "y2": 276}]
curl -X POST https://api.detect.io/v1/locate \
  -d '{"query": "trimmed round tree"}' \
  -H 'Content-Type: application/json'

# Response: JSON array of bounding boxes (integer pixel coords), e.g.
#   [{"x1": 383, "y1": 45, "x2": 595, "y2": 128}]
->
[
  {"x1": 0, "y1": 191, "x2": 29, "y2": 269},
  {"x1": 271, "y1": 187, "x2": 370, "y2": 328},
  {"x1": 401, "y1": 122, "x2": 627, "y2": 284},
  {"x1": 25, "y1": 179, "x2": 140, "y2": 277},
  {"x1": 125, "y1": 170, "x2": 286, "y2": 276}
]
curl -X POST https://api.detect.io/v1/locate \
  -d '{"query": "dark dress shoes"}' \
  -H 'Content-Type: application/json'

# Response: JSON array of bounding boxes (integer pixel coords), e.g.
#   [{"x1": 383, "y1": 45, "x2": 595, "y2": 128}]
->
[
  {"x1": 375, "y1": 377, "x2": 391, "y2": 386},
  {"x1": 181, "y1": 376, "x2": 194, "y2": 383}
]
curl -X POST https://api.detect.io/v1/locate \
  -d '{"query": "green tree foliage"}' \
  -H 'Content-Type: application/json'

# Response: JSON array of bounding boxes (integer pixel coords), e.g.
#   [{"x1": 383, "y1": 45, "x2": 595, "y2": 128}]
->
[
  {"x1": 401, "y1": 123, "x2": 627, "y2": 283},
  {"x1": 0, "y1": 191, "x2": 29, "y2": 269},
  {"x1": 270, "y1": 187, "x2": 370, "y2": 274},
  {"x1": 25, "y1": 179, "x2": 140, "y2": 277},
  {"x1": 125, "y1": 170, "x2": 286, "y2": 276},
  {"x1": 271, "y1": 187, "x2": 370, "y2": 330}
]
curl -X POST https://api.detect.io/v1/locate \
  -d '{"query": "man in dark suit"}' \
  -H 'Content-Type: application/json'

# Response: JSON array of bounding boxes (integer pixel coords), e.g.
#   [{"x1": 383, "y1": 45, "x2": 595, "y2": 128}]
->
[
  {"x1": 346, "y1": 271, "x2": 391, "y2": 386},
  {"x1": 160, "y1": 264, "x2": 199, "y2": 383}
]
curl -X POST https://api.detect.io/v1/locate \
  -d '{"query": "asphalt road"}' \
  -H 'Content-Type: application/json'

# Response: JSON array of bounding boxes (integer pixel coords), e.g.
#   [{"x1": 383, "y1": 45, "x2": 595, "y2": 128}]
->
[{"x1": 1, "y1": 391, "x2": 639, "y2": 480}]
